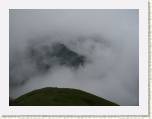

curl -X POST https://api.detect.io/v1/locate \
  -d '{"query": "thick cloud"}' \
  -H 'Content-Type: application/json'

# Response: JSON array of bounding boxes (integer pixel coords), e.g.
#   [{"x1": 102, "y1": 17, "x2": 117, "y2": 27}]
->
[{"x1": 9, "y1": 9, "x2": 138, "y2": 105}]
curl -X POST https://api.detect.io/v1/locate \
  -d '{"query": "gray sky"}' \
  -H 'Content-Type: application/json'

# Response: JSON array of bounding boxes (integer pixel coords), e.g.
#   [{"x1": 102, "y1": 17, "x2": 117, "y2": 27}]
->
[{"x1": 9, "y1": 9, "x2": 139, "y2": 106}]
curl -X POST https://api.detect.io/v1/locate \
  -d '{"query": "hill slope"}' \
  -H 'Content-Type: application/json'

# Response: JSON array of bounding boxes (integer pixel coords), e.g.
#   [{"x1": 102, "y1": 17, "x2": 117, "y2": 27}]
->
[{"x1": 10, "y1": 87, "x2": 118, "y2": 106}]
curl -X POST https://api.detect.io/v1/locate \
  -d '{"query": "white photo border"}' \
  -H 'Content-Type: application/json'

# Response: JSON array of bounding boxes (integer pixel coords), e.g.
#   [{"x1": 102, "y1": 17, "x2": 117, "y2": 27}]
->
[{"x1": 0, "y1": 0, "x2": 148, "y2": 116}]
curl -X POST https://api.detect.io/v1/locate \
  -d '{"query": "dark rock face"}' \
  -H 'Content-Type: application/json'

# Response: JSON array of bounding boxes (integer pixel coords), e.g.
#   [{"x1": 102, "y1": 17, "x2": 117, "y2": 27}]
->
[
  {"x1": 29, "y1": 42, "x2": 86, "y2": 72},
  {"x1": 9, "y1": 41, "x2": 87, "y2": 87}
]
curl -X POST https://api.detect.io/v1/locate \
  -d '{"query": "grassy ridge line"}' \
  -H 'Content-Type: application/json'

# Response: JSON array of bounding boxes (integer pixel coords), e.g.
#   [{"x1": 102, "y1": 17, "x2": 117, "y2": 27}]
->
[{"x1": 10, "y1": 87, "x2": 119, "y2": 106}]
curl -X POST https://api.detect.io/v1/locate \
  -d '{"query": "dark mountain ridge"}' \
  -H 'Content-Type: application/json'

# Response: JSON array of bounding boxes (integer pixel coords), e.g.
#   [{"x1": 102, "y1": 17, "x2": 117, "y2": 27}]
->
[
  {"x1": 10, "y1": 42, "x2": 87, "y2": 86},
  {"x1": 29, "y1": 42, "x2": 87, "y2": 72},
  {"x1": 10, "y1": 87, "x2": 119, "y2": 106}
]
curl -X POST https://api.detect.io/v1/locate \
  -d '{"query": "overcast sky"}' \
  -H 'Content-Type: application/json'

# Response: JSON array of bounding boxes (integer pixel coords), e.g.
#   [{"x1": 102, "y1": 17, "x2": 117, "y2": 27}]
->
[{"x1": 9, "y1": 9, "x2": 139, "y2": 106}]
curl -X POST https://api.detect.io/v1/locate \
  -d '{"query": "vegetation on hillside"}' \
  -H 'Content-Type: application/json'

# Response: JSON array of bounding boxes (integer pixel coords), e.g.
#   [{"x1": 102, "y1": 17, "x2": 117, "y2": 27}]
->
[{"x1": 10, "y1": 87, "x2": 119, "y2": 106}]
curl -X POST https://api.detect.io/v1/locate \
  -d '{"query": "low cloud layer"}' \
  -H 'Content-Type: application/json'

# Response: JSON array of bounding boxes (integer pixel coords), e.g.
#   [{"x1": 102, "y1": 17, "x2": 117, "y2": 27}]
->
[{"x1": 9, "y1": 10, "x2": 139, "y2": 105}]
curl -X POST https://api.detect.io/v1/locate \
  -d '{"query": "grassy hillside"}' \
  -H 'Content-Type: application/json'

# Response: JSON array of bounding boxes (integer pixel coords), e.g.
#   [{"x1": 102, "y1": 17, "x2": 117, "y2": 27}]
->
[{"x1": 10, "y1": 87, "x2": 118, "y2": 106}]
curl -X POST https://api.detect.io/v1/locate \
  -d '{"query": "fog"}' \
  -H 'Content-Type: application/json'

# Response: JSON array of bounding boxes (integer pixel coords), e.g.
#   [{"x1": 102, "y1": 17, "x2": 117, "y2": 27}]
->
[{"x1": 9, "y1": 9, "x2": 139, "y2": 105}]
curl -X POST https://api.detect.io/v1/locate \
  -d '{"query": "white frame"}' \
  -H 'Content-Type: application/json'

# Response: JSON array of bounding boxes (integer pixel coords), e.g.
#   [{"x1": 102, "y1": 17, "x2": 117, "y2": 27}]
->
[{"x1": 0, "y1": 0, "x2": 148, "y2": 116}]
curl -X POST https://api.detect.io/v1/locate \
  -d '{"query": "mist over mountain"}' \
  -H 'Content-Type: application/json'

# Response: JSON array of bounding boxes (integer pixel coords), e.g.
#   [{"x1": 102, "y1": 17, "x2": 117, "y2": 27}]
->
[
  {"x1": 9, "y1": 10, "x2": 139, "y2": 105},
  {"x1": 10, "y1": 39, "x2": 87, "y2": 86}
]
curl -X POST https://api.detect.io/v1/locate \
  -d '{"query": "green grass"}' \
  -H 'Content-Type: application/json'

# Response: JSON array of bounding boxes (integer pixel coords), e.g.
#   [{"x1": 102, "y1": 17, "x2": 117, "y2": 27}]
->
[{"x1": 10, "y1": 87, "x2": 119, "y2": 106}]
